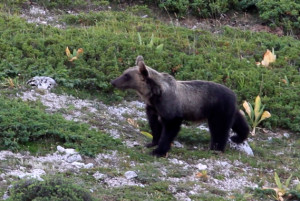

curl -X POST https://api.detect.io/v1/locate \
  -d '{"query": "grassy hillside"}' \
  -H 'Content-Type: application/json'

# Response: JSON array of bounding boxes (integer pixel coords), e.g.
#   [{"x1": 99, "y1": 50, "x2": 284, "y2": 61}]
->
[{"x1": 0, "y1": 10, "x2": 299, "y2": 132}]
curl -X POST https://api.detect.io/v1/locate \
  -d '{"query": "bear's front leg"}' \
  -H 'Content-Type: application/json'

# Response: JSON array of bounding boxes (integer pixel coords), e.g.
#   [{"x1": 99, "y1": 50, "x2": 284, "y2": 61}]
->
[
  {"x1": 145, "y1": 105, "x2": 162, "y2": 148},
  {"x1": 152, "y1": 118, "x2": 182, "y2": 157}
]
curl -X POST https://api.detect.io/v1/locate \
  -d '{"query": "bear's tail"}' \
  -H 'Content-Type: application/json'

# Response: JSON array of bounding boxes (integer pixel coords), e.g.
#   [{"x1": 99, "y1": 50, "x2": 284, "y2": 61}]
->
[{"x1": 230, "y1": 110, "x2": 249, "y2": 144}]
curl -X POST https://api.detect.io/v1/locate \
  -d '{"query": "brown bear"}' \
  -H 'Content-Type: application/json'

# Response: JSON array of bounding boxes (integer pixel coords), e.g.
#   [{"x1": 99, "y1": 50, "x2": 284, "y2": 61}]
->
[{"x1": 111, "y1": 56, "x2": 249, "y2": 157}]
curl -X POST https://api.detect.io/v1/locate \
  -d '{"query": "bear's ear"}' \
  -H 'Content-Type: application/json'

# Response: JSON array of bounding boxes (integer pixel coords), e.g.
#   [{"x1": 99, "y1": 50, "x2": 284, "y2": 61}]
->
[
  {"x1": 136, "y1": 55, "x2": 144, "y2": 66},
  {"x1": 137, "y1": 58, "x2": 148, "y2": 78}
]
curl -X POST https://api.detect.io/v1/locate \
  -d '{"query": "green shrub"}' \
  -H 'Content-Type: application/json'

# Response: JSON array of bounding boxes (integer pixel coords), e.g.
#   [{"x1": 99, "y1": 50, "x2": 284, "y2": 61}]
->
[
  {"x1": 257, "y1": 0, "x2": 300, "y2": 34},
  {"x1": 159, "y1": 0, "x2": 189, "y2": 17},
  {"x1": 0, "y1": 96, "x2": 121, "y2": 156},
  {"x1": 190, "y1": 0, "x2": 236, "y2": 18},
  {"x1": 0, "y1": 0, "x2": 27, "y2": 13},
  {"x1": 7, "y1": 176, "x2": 94, "y2": 201}
]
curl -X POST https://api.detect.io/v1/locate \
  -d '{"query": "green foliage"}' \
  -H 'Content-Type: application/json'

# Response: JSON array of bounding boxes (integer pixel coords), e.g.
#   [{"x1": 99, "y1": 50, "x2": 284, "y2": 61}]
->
[
  {"x1": 177, "y1": 127, "x2": 210, "y2": 146},
  {"x1": 0, "y1": 11, "x2": 299, "y2": 133},
  {"x1": 243, "y1": 96, "x2": 271, "y2": 136},
  {"x1": 0, "y1": 96, "x2": 121, "y2": 156},
  {"x1": 0, "y1": 0, "x2": 27, "y2": 13},
  {"x1": 7, "y1": 176, "x2": 94, "y2": 201},
  {"x1": 158, "y1": 0, "x2": 237, "y2": 18},
  {"x1": 159, "y1": 0, "x2": 189, "y2": 17},
  {"x1": 30, "y1": 0, "x2": 109, "y2": 9},
  {"x1": 262, "y1": 173, "x2": 300, "y2": 201},
  {"x1": 257, "y1": 0, "x2": 300, "y2": 34}
]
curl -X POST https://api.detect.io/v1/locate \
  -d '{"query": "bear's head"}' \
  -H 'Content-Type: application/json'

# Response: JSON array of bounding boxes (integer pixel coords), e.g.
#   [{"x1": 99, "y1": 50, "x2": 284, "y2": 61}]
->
[{"x1": 111, "y1": 56, "x2": 161, "y2": 99}]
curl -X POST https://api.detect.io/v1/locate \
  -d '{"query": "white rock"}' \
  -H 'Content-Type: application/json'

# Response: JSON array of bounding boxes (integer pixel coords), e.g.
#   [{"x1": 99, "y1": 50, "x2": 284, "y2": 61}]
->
[
  {"x1": 283, "y1": 133, "x2": 290, "y2": 138},
  {"x1": 72, "y1": 162, "x2": 85, "y2": 168},
  {"x1": 26, "y1": 76, "x2": 56, "y2": 90},
  {"x1": 65, "y1": 148, "x2": 77, "y2": 155},
  {"x1": 228, "y1": 140, "x2": 254, "y2": 156},
  {"x1": 30, "y1": 169, "x2": 46, "y2": 181},
  {"x1": 2, "y1": 192, "x2": 9, "y2": 200},
  {"x1": 84, "y1": 163, "x2": 94, "y2": 169},
  {"x1": 169, "y1": 158, "x2": 185, "y2": 165},
  {"x1": 93, "y1": 171, "x2": 106, "y2": 180},
  {"x1": 66, "y1": 154, "x2": 82, "y2": 163},
  {"x1": 292, "y1": 179, "x2": 300, "y2": 185},
  {"x1": 220, "y1": 161, "x2": 230, "y2": 167},
  {"x1": 173, "y1": 141, "x2": 184, "y2": 148},
  {"x1": 124, "y1": 171, "x2": 138, "y2": 179},
  {"x1": 197, "y1": 124, "x2": 209, "y2": 132},
  {"x1": 196, "y1": 163, "x2": 207, "y2": 170},
  {"x1": 57, "y1": 145, "x2": 65, "y2": 153}
]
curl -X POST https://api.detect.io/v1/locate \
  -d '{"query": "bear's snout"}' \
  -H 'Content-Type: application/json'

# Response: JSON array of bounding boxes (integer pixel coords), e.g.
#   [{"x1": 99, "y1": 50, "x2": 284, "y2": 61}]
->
[{"x1": 111, "y1": 79, "x2": 117, "y2": 87}]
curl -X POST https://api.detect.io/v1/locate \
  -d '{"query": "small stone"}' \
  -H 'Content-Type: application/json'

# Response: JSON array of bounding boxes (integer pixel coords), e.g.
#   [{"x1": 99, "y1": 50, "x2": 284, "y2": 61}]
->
[
  {"x1": 84, "y1": 163, "x2": 94, "y2": 169},
  {"x1": 2, "y1": 192, "x2": 9, "y2": 200},
  {"x1": 71, "y1": 162, "x2": 85, "y2": 168},
  {"x1": 173, "y1": 141, "x2": 184, "y2": 148},
  {"x1": 93, "y1": 171, "x2": 106, "y2": 180},
  {"x1": 228, "y1": 140, "x2": 254, "y2": 156},
  {"x1": 124, "y1": 171, "x2": 137, "y2": 179},
  {"x1": 197, "y1": 124, "x2": 209, "y2": 132},
  {"x1": 220, "y1": 161, "x2": 230, "y2": 167},
  {"x1": 65, "y1": 148, "x2": 77, "y2": 155},
  {"x1": 57, "y1": 146, "x2": 65, "y2": 153},
  {"x1": 283, "y1": 133, "x2": 290, "y2": 138},
  {"x1": 66, "y1": 154, "x2": 82, "y2": 163},
  {"x1": 196, "y1": 163, "x2": 207, "y2": 170}
]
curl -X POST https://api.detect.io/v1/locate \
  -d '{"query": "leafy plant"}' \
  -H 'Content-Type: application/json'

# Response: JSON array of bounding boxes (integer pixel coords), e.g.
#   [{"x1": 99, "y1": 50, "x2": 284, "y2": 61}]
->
[
  {"x1": 263, "y1": 172, "x2": 293, "y2": 201},
  {"x1": 137, "y1": 33, "x2": 164, "y2": 53},
  {"x1": 66, "y1": 47, "x2": 84, "y2": 62},
  {"x1": 243, "y1": 95, "x2": 271, "y2": 136},
  {"x1": 0, "y1": 77, "x2": 20, "y2": 88},
  {"x1": 140, "y1": 131, "x2": 153, "y2": 139}
]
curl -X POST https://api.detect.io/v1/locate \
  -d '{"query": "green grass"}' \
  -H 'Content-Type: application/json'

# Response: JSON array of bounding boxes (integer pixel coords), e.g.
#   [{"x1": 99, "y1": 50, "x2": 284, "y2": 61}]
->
[
  {"x1": 0, "y1": 95, "x2": 121, "y2": 156},
  {"x1": 0, "y1": 11, "x2": 299, "y2": 133}
]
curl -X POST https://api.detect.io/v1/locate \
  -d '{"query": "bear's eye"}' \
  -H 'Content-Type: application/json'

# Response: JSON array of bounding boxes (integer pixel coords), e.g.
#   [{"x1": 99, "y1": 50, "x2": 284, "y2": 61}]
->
[{"x1": 124, "y1": 73, "x2": 131, "y2": 80}]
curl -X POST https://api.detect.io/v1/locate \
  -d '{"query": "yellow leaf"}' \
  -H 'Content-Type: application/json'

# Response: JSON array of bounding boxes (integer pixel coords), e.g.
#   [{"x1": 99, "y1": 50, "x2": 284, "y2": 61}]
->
[
  {"x1": 261, "y1": 49, "x2": 276, "y2": 67},
  {"x1": 243, "y1": 101, "x2": 251, "y2": 118},
  {"x1": 140, "y1": 131, "x2": 153, "y2": 139},
  {"x1": 261, "y1": 111, "x2": 271, "y2": 121},
  {"x1": 76, "y1": 48, "x2": 84, "y2": 57},
  {"x1": 254, "y1": 96, "x2": 261, "y2": 120},
  {"x1": 69, "y1": 56, "x2": 78, "y2": 62},
  {"x1": 127, "y1": 118, "x2": 139, "y2": 128},
  {"x1": 281, "y1": 79, "x2": 288, "y2": 84},
  {"x1": 66, "y1": 47, "x2": 71, "y2": 58}
]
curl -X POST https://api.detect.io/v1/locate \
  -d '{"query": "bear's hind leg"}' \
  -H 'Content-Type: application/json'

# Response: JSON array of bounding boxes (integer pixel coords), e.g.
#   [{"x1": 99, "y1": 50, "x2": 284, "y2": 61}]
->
[
  {"x1": 152, "y1": 118, "x2": 182, "y2": 157},
  {"x1": 146, "y1": 105, "x2": 162, "y2": 148},
  {"x1": 208, "y1": 116, "x2": 233, "y2": 152}
]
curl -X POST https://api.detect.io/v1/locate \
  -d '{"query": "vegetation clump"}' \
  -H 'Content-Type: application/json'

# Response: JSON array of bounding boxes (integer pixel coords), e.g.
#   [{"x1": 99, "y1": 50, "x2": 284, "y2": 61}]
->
[
  {"x1": 7, "y1": 176, "x2": 95, "y2": 201},
  {"x1": 0, "y1": 96, "x2": 121, "y2": 156}
]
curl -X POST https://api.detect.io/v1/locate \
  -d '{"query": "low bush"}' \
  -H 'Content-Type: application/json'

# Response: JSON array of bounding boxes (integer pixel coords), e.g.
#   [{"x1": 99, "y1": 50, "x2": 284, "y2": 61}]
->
[
  {"x1": 7, "y1": 176, "x2": 94, "y2": 201},
  {"x1": 257, "y1": 0, "x2": 300, "y2": 34}
]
